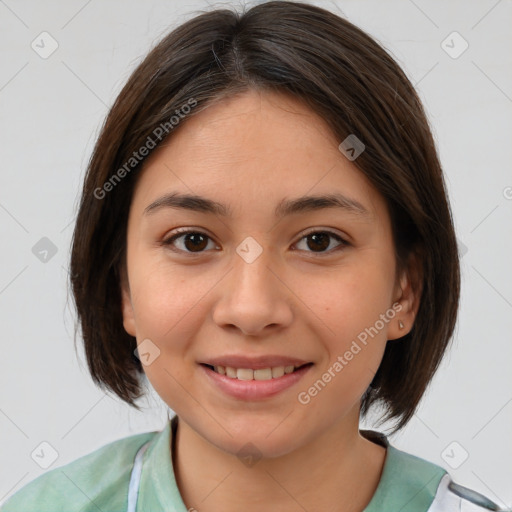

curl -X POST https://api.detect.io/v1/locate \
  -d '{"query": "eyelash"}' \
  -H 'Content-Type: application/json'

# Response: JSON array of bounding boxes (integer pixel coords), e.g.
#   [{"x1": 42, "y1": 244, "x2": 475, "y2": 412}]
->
[{"x1": 161, "y1": 228, "x2": 349, "y2": 257}]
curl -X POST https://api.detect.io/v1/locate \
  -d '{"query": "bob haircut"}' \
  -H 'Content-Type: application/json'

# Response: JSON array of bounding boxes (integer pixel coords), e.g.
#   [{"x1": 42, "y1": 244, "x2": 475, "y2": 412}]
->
[{"x1": 70, "y1": 0, "x2": 460, "y2": 432}]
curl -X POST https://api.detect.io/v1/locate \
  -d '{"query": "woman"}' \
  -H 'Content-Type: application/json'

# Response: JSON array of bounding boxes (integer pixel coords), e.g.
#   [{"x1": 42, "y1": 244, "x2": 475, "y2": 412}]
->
[{"x1": 1, "y1": 1, "x2": 506, "y2": 511}]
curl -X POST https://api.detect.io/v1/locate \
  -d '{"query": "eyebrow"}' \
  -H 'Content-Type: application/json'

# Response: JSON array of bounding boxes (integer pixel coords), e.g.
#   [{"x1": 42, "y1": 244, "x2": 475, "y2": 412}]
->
[{"x1": 143, "y1": 191, "x2": 371, "y2": 219}]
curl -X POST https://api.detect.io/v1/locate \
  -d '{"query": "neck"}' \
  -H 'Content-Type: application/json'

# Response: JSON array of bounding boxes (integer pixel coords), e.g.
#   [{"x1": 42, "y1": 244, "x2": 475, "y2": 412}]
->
[{"x1": 171, "y1": 411, "x2": 386, "y2": 512}]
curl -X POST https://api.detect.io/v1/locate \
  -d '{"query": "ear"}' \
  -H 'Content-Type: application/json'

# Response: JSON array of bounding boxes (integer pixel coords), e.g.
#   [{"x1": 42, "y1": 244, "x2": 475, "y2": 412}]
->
[
  {"x1": 119, "y1": 263, "x2": 137, "y2": 337},
  {"x1": 387, "y1": 249, "x2": 422, "y2": 340}
]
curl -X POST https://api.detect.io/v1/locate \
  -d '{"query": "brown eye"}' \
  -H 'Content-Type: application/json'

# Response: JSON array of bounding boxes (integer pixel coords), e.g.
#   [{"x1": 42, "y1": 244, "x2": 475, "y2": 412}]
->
[
  {"x1": 162, "y1": 228, "x2": 348, "y2": 256},
  {"x1": 162, "y1": 230, "x2": 216, "y2": 253},
  {"x1": 294, "y1": 231, "x2": 348, "y2": 255}
]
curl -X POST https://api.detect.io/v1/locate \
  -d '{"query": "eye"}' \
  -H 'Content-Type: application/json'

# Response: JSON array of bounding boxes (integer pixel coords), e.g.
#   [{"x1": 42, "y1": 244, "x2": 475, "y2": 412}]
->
[
  {"x1": 162, "y1": 229, "x2": 218, "y2": 254},
  {"x1": 293, "y1": 230, "x2": 349, "y2": 255},
  {"x1": 162, "y1": 228, "x2": 349, "y2": 256}
]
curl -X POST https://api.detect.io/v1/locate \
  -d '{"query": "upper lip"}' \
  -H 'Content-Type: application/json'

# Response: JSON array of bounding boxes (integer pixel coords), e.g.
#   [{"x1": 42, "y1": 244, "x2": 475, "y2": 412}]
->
[{"x1": 200, "y1": 355, "x2": 312, "y2": 369}]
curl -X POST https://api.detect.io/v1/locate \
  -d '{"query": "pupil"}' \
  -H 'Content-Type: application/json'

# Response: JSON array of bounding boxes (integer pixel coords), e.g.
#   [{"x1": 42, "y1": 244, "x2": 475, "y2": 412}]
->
[
  {"x1": 182, "y1": 233, "x2": 330, "y2": 252},
  {"x1": 308, "y1": 233, "x2": 329, "y2": 251},
  {"x1": 185, "y1": 233, "x2": 207, "y2": 251}
]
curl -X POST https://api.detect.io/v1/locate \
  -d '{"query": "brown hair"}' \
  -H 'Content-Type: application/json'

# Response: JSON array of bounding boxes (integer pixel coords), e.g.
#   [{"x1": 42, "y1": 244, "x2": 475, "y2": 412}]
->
[{"x1": 70, "y1": 0, "x2": 460, "y2": 432}]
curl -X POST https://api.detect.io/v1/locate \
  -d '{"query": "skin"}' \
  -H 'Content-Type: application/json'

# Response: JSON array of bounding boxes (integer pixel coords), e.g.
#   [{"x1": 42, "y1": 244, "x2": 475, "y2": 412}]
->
[{"x1": 121, "y1": 88, "x2": 420, "y2": 512}]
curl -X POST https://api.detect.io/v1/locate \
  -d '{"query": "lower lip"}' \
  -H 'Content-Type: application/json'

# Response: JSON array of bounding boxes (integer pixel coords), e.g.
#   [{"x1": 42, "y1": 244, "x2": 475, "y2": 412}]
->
[{"x1": 200, "y1": 363, "x2": 313, "y2": 400}]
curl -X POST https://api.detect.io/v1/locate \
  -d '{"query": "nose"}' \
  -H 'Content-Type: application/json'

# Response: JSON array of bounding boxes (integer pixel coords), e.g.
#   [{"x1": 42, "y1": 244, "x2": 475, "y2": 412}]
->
[{"x1": 212, "y1": 243, "x2": 294, "y2": 337}]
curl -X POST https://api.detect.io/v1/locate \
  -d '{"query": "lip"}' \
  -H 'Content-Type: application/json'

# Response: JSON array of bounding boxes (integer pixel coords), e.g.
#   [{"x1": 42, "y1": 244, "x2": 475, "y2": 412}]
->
[
  {"x1": 199, "y1": 354, "x2": 311, "y2": 369},
  {"x1": 199, "y1": 362, "x2": 313, "y2": 401}
]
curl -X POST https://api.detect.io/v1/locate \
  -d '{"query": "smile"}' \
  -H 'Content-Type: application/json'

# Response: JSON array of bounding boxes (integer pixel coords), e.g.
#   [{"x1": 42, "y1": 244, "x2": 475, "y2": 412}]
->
[
  {"x1": 200, "y1": 362, "x2": 314, "y2": 400},
  {"x1": 202, "y1": 363, "x2": 312, "y2": 381}
]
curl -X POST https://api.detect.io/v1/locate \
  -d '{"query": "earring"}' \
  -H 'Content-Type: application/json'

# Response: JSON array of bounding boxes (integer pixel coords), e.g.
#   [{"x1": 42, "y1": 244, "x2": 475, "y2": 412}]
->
[{"x1": 398, "y1": 320, "x2": 404, "y2": 329}]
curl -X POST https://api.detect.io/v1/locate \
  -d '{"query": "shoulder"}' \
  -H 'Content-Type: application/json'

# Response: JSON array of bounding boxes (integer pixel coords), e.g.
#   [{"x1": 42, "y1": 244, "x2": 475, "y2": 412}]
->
[
  {"x1": 361, "y1": 431, "x2": 509, "y2": 512},
  {"x1": 428, "y1": 474, "x2": 510, "y2": 512},
  {"x1": 387, "y1": 445, "x2": 507, "y2": 511},
  {"x1": 0, "y1": 429, "x2": 157, "y2": 512},
  {"x1": 388, "y1": 446, "x2": 507, "y2": 512}
]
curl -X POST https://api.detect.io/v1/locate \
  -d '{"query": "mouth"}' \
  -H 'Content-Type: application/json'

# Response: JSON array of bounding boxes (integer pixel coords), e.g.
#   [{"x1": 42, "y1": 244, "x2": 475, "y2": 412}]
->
[
  {"x1": 199, "y1": 361, "x2": 314, "y2": 400},
  {"x1": 200, "y1": 362, "x2": 313, "y2": 381}
]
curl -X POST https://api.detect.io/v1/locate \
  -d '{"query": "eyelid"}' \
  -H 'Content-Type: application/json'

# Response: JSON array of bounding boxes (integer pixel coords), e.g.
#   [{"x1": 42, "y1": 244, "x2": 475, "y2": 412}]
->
[
  {"x1": 292, "y1": 228, "x2": 350, "y2": 256},
  {"x1": 162, "y1": 227, "x2": 219, "y2": 253},
  {"x1": 162, "y1": 227, "x2": 350, "y2": 255},
  {"x1": 298, "y1": 226, "x2": 349, "y2": 242}
]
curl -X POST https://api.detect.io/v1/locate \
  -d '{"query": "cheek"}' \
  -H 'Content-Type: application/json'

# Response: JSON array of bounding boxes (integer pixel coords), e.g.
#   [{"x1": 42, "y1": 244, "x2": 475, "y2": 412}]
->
[
  {"x1": 296, "y1": 273, "x2": 391, "y2": 418},
  {"x1": 301, "y1": 258, "x2": 395, "y2": 342},
  {"x1": 128, "y1": 261, "x2": 203, "y2": 405},
  {"x1": 129, "y1": 258, "x2": 205, "y2": 341},
  {"x1": 292, "y1": 256, "x2": 394, "y2": 397}
]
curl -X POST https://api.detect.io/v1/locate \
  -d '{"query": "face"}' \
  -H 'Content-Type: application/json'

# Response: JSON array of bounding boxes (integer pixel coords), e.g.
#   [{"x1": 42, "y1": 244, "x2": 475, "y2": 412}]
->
[{"x1": 121, "y1": 89, "x2": 417, "y2": 458}]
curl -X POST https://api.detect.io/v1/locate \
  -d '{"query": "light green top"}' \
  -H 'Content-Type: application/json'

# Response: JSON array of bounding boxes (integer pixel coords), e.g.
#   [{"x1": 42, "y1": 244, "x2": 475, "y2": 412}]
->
[{"x1": 0, "y1": 414, "x2": 450, "y2": 512}]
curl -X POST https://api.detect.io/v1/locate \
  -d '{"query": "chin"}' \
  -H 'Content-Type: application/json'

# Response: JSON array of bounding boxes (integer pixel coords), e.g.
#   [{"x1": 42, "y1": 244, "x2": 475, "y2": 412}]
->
[
  {"x1": 219, "y1": 435, "x2": 298, "y2": 462},
  {"x1": 201, "y1": 421, "x2": 303, "y2": 462}
]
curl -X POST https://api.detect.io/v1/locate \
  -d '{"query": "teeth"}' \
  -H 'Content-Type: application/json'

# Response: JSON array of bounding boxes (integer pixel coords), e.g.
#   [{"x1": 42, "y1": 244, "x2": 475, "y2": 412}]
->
[
  {"x1": 254, "y1": 368, "x2": 272, "y2": 380},
  {"x1": 272, "y1": 366, "x2": 285, "y2": 378},
  {"x1": 237, "y1": 368, "x2": 254, "y2": 381},
  {"x1": 211, "y1": 364, "x2": 302, "y2": 380},
  {"x1": 225, "y1": 366, "x2": 237, "y2": 378}
]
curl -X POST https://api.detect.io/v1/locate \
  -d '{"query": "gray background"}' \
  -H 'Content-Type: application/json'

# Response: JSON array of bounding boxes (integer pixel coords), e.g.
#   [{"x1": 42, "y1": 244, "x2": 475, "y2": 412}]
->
[{"x1": 1, "y1": 0, "x2": 511, "y2": 507}]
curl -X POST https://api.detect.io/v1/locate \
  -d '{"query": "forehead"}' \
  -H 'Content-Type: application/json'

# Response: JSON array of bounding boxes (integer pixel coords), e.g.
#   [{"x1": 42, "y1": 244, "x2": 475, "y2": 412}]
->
[{"x1": 130, "y1": 89, "x2": 386, "y2": 223}]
